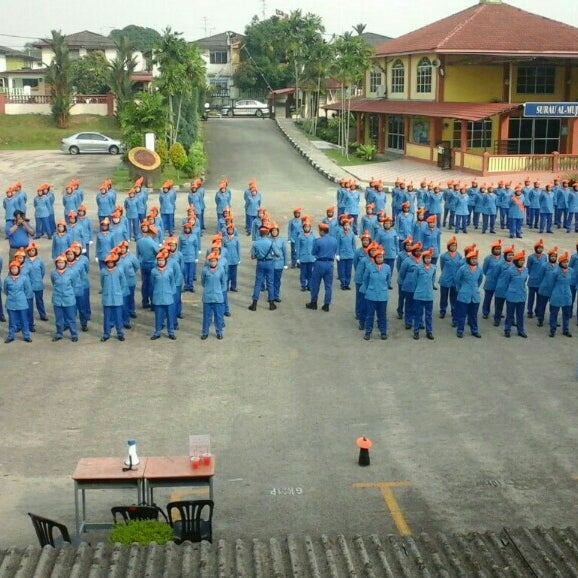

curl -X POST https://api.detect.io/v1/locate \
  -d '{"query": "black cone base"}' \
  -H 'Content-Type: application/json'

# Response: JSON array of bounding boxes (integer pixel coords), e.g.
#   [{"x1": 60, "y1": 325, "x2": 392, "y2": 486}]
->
[{"x1": 358, "y1": 448, "x2": 370, "y2": 466}]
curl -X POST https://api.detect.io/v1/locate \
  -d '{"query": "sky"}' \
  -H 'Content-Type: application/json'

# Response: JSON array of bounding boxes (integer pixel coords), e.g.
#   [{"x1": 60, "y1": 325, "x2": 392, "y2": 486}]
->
[{"x1": 0, "y1": 0, "x2": 576, "y2": 49}]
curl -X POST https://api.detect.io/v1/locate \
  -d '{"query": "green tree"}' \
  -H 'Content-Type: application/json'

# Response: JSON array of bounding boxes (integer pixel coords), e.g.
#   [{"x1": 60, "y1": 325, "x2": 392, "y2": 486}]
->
[
  {"x1": 169, "y1": 142, "x2": 187, "y2": 179},
  {"x1": 331, "y1": 33, "x2": 373, "y2": 157},
  {"x1": 108, "y1": 35, "x2": 137, "y2": 117},
  {"x1": 118, "y1": 90, "x2": 167, "y2": 152},
  {"x1": 301, "y1": 39, "x2": 334, "y2": 130},
  {"x1": 353, "y1": 23, "x2": 367, "y2": 36},
  {"x1": 70, "y1": 51, "x2": 110, "y2": 94},
  {"x1": 153, "y1": 28, "x2": 206, "y2": 145},
  {"x1": 45, "y1": 30, "x2": 73, "y2": 128},
  {"x1": 110, "y1": 25, "x2": 161, "y2": 70}
]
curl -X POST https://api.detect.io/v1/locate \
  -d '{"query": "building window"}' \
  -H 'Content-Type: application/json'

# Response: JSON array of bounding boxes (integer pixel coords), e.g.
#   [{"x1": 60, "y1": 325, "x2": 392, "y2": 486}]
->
[
  {"x1": 391, "y1": 60, "x2": 404, "y2": 93},
  {"x1": 209, "y1": 78, "x2": 229, "y2": 96},
  {"x1": 369, "y1": 70, "x2": 382, "y2": 93},
  {"x1": 452, "y1": 120, "x2": 492, "y2": 149},
  {"x1": 210, "y1": 51, "x2": 228, "y2": 64},
  {"x1": 516, "y1": 66, "x2": 555, "y2": 94},
  {"x1": 387, "y1": 115, "x2": 405, "y2": 150},
  {"x1": 508, "y1": 118, "x2": 560, "y2": 154},
  {"x1": 411, "y1": 117, "x2": 430, "y2": 144},
  {"x1": 416, "y1": 57, "x2": 432, "y2": 93}
]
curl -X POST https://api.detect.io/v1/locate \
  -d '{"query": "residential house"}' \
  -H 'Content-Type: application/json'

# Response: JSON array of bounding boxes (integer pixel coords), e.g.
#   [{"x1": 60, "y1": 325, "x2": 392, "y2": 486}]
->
[
  {"x1": 0, "y1": 46, "x2": 43, "y2": 94},
  {"x1": 193, "y1": 31, "x2": 243, "y2": 107},
  {"x1": 325, "y1": 0, "x2": 578, "y2": 175}
]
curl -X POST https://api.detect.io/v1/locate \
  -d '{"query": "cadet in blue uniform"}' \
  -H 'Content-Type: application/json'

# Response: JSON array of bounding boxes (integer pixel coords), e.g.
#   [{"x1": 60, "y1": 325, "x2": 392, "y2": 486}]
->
[
  {"x1": 50, "y1": 253, "x2": 78, "y2": 341},
  {"x1": 4, "y1": 260, "x2": 32, "y2": 343},
  {"x1": 51, "y1": 220, "x2": 71, "y2": 259},
  {"x1": 412, "y1": 248, "x2": 436, "y2": 340},
  {"x1": 214, "y1": 179, "x2": 232, "y2": 223},
  {"x1": 526, "y1": 238, "x2": 546, "y2": 318},
  {"x1": 336, "y1": 217, "x2": 356, "y2": 290},
  {"x1": 179, "y1": 220, "x2": 200, "y2": 292},
  {"x1": 481, "y1": 184, "x2": 498, "y2": 234},
  {"x1": 345, "y1": 180, "x2": 360, "y2": 234},
  {"x1": 503, "y1": 250, "x2": 528, "y2": 338},
  {"x1": 76, "y1": 204, "x2": 92, "y2": 259},
  {"x1": 96, "y1": 182, "x2": 116, "y2": 220},
  {"x1": 322, "y1": 206, "x2": 339, "y2": 238},
  {"x1": 150, "y1": 250, "x2": 176, "y2": 340},
  {"x1": 201, "y1": 251, "x2": 227, "y2": 339},
  {"x1": 33, "y1": 185, "x2": 52, "y2": 239},
  {"x1": 538, "y1": 183, "x2": 555, "y2": 234},
  {"x1": 454, "y1": 186, "x2": 470, "y2": 234},
  {"x1": 270, "y1": 222, "x2": 287, "y2": 302},
  {"x1": 69, "y1": 242, "x2": 91, "y2": 331},
  {"x1": 454, "y1": 248, "x2": 483, "y2": 338},
  {"x1": 375, "y1": 217, "x2": 398, "y2": 286},
  {"x1": 438, "y1": 236, "x2": 463, "y2": 325},
  {"x1": 288, "y1": 207, "x2": 304, "y2": 268},
  {"x1": 159, "y1": 180, "x2": 177, "y2": 236},
  {"x1": 566, "y1": 181, "x2": 578, "y2": 232},
  {"x1": 136, "y1": 222, "x2": 160, "y2": 309},
  {"x1": 361, "y1": 246, "x2": 390, "y2": 340},
  {"x1": 306, "y1": 222, "x2": 338, "y2": 312},
  {"x1": 481, "y1": 239, "x2": 502, "y2": 319},
  {"x1": 124, "y1": 188, "x2": 141, "y2": 240},
  {"x1": 360, "y1": 204, "x2": 377, "y2": 238},
  {"x1": 535, "y1": 246, "x2": 559, "y2": 327},
  {"x1": 398, "y1": 242, "x2": 422, "y2": 329},
  {"x1": 244, "y1": 180, "x2": 262, "y2": 235},
  {"x1": 25, "y1": 242, "x2": 48, "y2": 323},
  {"x1": 353, "y1": 231, "x2": 372, "y2": 325},
  {"x1": 100, "y1": 253, "x2": 126, "y2": 341},
  {"x1": 395, "y1": 201, "x2": 414, "y2": 249},
  {"x1": 296, "y1": 218, "x2": 315, "y2": 291},
  {"x1": 248, "y1": 224, "x2": 278, "y2": 311},
  {"x1": 492, "y1": 244, "x2": 515, "y2": 326},
  {"x1": 549, "y1": 251, "x2": 573, "y2": 337}
]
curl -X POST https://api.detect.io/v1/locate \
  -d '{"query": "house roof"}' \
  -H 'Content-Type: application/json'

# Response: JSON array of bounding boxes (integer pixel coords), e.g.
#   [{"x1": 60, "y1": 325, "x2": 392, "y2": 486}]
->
[
  {"x1": 374, "y1": 1, "x2": 578, "y2": 57},
  {"x1": 34, "y1": 31, "x2": 116, "y2": 50},
  {"x1": 323, "y1": 98, "x2": 522, "y2": 121},
  {"x1": 3, "y1": 527, "x2": 578, "y2": 577},
  {"x1": 0, "y1": 46, "x2": 39, "y2": 60},
  {"x1": 193, "y1": 31, "x2": 243, "y2": 51},
  {"x1": 360, "y1": 32, "x2": 393, "y2": 47}
]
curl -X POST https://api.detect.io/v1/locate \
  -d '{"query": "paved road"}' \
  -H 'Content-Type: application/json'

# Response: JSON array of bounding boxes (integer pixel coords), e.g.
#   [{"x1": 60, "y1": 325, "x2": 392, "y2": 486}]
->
[{"x1": 1, "y1": 120, "x2": 578, "y2": 547}]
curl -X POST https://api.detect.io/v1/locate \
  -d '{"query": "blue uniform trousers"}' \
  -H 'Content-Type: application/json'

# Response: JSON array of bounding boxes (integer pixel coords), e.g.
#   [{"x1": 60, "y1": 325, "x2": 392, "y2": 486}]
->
[
  {"x1": 252, "y1": 260, "x2": 274, "y2": 301},
  {"x1": 536, "y1": 294, "x2": 549, "y2": 322},
  {"x1": 161, "y1": 213, "x2": 175, "y2": 235},
  {"x1": 455, "y1": 300, "x2": 479, "y2": 336},
  {"x1": 413, "y1": 299, "x2": 433, "y2": 334},
  {"x1": 493, "y1": 296, "x2": 506, "y2": 324},
  {"x1": 310, "y1": 261, "x2": 334, "y2": 305},
  {"x1": 76, "y1": 295, "x2": 89, "y2": 328},
  {"x1": 290, "y1": 242, "x2": 297, "y2": 267},
  {"x1": 140, "y1": 262, "x2": 154, "y2": 307},
  {"x1": 54, "y1": 304, "x2": 77, "y2": 338},
  {"x1": 128, "y1": 217, "x2": 141, "y2": 240},
  {"x1": 509, "y1": 217, "x2": 523, "y2": 238},
  {"x1": 527, "y1": 287, "x2": 539, "y2": 315},
  {"x1": 481, "y1": 214, "x2": 496, "y2": 233},
  {"x1": 539, "y1": 213, "x2": 553, "y2": 233},
  {"x1": 505, "y1": 301, "x2": 525, "y2": 334},
  {"x1": 355, "y1": 284, "x2": 366, "y2": 323},
  {"x1": 202, "y1": 302, "x2": 224, "y2": 336},
  {"x1": 499, "y1": 207, "x2": 508, "y2": 229},
  {"x1": 27, "y1": 297, "x2": 34, "y2": 329},
  {"x1": 439, "y1": 286, "x2": 457, "y2": 323},
  {"x1": 549, "y1": 304, "x2": 571, "y2": 334},
  {"x1": 338, "y1": 258, "x2": 353, "y2": 288},
  {"x1": 35, "y1": 216, "x2": 51, "y2": 239},
  {"x1": 103, "y1": 305, "x2": 124, "y2": 338},
  {"x1": 273, "y1": 268, "x2": 283, "y2": 300},
  {"x1": 299, "y1": 262, "x2": 313, "y2": 290},
  {"x1": 364, "y1": 299, "x2": 387, "y2": 335},
  {"x1": 7, "y1": 309, "x2": 30, "y2": 340},
  {"x1": 454, "y1": 214, "x2": 467, "y2": 233},
  {"x1": 246, "y1": 214, "x2": 256, "y2": 235},
  {"x1": 482, "y1": 289, "x2": 495, "y2": 317},
  {"x1": 33, "y1": 290, "x2": 47, "y2": 320},
  {"x1": 228, "y1": 264, "x2": 238, "y2": 291},
  {"x1": 153, "y1": 304, "x2": 175, "y2": 337},
  {"x1": 183, "y1": 263, "x2": 196, "y2": 291},
  {"x1": 0, "y1": 292, "x2": 4, "y2": 320}
]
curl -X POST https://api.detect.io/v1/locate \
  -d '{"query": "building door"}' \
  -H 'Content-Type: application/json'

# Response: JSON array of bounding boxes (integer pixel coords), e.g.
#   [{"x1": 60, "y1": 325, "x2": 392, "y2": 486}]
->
[
  {"x1": 368, "y1": 114, "x2": 379, "y2": 145},
  {"x1": 508, "y1": 118, "x2": 561, "y2": 154},
  {"x1": 387, "y1": 115, "x2": 405, "y2": 151}
]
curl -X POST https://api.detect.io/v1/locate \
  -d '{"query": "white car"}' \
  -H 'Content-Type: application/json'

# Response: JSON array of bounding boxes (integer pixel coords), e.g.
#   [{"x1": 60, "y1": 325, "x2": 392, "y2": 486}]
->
[
  {"x1": 221, "y1": 99, "x2": 269, "y2": 118},
  {"x1": 60, "y1": 132, "x2": 124, "y2": 155}
]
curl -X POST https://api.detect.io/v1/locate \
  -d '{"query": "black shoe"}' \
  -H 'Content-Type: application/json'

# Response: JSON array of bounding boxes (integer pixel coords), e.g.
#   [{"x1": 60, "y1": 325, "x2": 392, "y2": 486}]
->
[
  {"x1": 537, "y1": 320, "x2": 544, "y2": 327},
  {"x1": 426, "y1": 333, "x2": 434, "y2": 340},
  {"x1": 305, "y1": 302, "x2": 318, "y2": 310},
  {"x1": 30, "y1": 326, "x2": 36, "y2": 333},
  {"x1": 24, "y1": 337, "x2": 32, "y2": 342},
  {"x1": 40, "y1": 316, "x2": 48, "y2": 321},
  {"x1": 301, "y1": 287, "x2": 307, "y2": 292},
  {"x1": 71, "y1": 336, "x2": 78, "y2": 342},
  {"x1": 527, "y1": 312, "x2": 533, "y2": 318},
  {"x1": 118, "y1": 335, "x2": 125, "y2": 341},
  {"x1": 321, "y1": 304, "x2": 329, "y2": 312},
  {"x1": 504, "y1": 331, "x2": 511, "y2": 338},
  {"x1": 549, "y1": 329, "x2": 555, "y2": 337},
  {"x1": 397, "y1": 314, "x2": 403, "y2": 320},
  {"x1": 52, "y1": 335, "x2": 63, "y2": 342},
  {"x1": 216, "y1": 334, "x2": 223, "y2": 340},
  {"x1": 269, "y1": 301, "x2": 277, "y2": 311},
  {"x1": 405, "y1": 324, "x2": 411, "y2": 330},
  {"x1": 439, "y1": 312, "x2": 446, "y2": 319},
  {"x1": 177, "y1": 314, "x2": 184, "y2": 319},
  {"x1": 150, "y1": 334, "x2": 160, "y2": 340},
  {"x1": 224, "y1": 311, "x2": 232, "y2": 317},
  {"x1": 0, "y1": 316, "x2": 6, "y2": 323},
  {"x1": 200, "y1": 334, "x2": 208, "y2": 340},
  {"x1": 358, "y1": 324, "x2": 364, "y2": 331},
  {"x1": 100, "y1": 336, "x2": 109, "y2": 342},
  {"x1": 482, "y1": 314, "x2": 489, "y2": 319},
  {"x1": 413, "y1": 333, "x2": 419, "y2": 340},
  {"x1": 380, "y1": 334, "x2": 388, "y2": 340},
  {"x1": 274, "y1": 298, "x2": 281, "y2": 303},
  {"x1": 563, "y1": 331, "x2": 573, "y2": 337},
  {"x1": 363, "y1": 333, "x2": 371, "y2": 341},
  {"x1": 493, "y1": 320, "x2": 500, "y2": 327},
  {"x1": 457, "y1": 332, "x2": 463, "y2": 338},
  {"x1": 344, "y1": 286, "x2": 351, "y2": 290},
  {"x1": 230, "y1": 288, "x2": 238, "y2": 292},
  {"x1": 451, "y1": 322, "x2": 457, "y2": 328},
  {"x1": 124, "y1": 324, "x2": 132, "y2": 329},
  {"x1": 168, "y1": 334, "x2": 176, "y2": 340},
  {"x1": 518, "y1": 332, "x2": 527, "y2": 338},
  {"x1": 248, "y1": 300, "x2": 258, "y2": 311}
]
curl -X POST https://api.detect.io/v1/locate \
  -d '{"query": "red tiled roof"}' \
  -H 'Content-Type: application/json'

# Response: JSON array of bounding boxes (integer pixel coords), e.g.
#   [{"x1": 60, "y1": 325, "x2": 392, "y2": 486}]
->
[
  {"x1": 269, "y1": 87, "x2": 295, "y2": 96},
  {"x1": 323, "y1": 98, "x2": 522, "y2": 121},
  {"x1": 374, "y1": 1, "x2": 578, "y2": 57}
]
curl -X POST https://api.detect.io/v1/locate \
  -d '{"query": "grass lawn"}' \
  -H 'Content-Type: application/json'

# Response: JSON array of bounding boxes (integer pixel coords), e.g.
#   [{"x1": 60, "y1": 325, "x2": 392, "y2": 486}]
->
[{"x1": 0, "y1": 115, "x2": 122, "y2": 150}]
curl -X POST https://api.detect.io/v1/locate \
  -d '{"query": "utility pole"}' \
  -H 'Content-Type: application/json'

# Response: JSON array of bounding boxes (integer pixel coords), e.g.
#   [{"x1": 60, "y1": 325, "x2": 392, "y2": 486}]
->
[
  {"x1": 261, "y1": 0, "x2": 266, "y2": 19},
  {"x1": 202, "y1": 16, "x2": 209, "y2": 37}
]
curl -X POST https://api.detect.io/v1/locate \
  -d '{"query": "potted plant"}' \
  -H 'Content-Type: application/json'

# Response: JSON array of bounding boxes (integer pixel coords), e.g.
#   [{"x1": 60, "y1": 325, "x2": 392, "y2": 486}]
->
[{"x1": 109, "y1": 519, "x2": 175, "y2": 545}]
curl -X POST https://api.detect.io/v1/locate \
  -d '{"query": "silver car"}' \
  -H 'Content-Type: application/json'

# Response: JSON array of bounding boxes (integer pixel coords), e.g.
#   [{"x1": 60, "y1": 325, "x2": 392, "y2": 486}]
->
[
  {"x1": 221, "y1": 99, "x2": 269, "y2": 118},
  {"x1": 60, "y1": 132, "x2": 124, "y2": 155}
]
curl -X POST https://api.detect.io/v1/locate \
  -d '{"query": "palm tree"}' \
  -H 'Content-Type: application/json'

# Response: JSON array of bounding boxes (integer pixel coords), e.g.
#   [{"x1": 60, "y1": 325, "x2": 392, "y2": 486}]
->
[
  {"x1": 45, "y1": 30, "x2": 72, "y2": 128},
  {"x1": 108, "y1": 35, "x2": 138, "y2": 118},
  {"x1": 353, "y1": 23, "x2": 367, "y2": 36}
]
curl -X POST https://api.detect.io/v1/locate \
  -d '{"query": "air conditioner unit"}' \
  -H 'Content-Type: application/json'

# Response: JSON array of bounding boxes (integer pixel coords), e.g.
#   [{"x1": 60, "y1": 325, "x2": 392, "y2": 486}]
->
[{"x1": 376, "y1": 85, "x2": 386, "y2": 98}]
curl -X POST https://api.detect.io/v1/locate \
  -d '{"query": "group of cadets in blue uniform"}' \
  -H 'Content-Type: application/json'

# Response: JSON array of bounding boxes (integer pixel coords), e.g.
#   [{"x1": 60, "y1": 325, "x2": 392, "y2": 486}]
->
[{"x1": 3, "y1": 174, "x2": 578, "y2": 343}]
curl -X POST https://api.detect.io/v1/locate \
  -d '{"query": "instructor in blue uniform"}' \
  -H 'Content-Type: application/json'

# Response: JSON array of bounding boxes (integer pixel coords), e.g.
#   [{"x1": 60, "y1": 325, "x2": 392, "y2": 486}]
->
[{"x1": 306, "y1": 222, "x2": 338, "y2": 312}]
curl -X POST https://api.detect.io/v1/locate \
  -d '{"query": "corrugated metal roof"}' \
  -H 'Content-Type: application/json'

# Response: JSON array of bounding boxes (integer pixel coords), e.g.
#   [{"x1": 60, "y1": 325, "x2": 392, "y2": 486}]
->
[
  {"x1": 323, "y1": 98, "x2": 521, "y2": 121},
  {"x1": 3, "y1": 527, "x2": 578, "y2": 577},
  {"x1": 374, "y1": 2, "x2": 578, "y2": 57}
]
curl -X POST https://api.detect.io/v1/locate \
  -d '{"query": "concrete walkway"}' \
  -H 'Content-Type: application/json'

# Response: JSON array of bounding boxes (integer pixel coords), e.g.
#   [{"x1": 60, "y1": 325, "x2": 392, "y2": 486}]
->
[{"x1": 275, "y1": 117, "x2": 560, "y2": 188}]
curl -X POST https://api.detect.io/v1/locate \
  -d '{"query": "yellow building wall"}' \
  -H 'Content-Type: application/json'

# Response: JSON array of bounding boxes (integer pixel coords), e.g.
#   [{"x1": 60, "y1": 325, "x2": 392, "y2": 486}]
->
[
  {"x1": 510, "y1": 65, "x2": 566, "y2": 103},
  {"x1": 443, "y1": 65, "x2": 503, "y2": 102},
  {"x1": 6, "y1": 57, "x2": 27, "y2": 71}
]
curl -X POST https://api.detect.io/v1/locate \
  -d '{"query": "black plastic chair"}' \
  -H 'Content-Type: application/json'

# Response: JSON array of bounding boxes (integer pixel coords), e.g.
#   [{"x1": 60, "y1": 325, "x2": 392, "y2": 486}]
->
[
  {"x1": 111, "y1": 505, "x2": 169, "y2": 524},
  {"x1": 28, "y1": 512, "x2": 72, "y2": 547},
  {"x1": 166, "y1": 500, "x2": 214, "y2": 543}
]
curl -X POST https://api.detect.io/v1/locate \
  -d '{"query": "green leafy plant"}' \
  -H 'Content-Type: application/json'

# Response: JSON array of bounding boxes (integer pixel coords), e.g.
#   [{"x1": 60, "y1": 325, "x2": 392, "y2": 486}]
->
[
  {"x1": 184, "y1": 141, "x2": 206, "y2": 178},
  {"x1": 168, "y1": 142, "x2": 187, "y2": 179},
  {"x1": 109, "y1": 520, "x2": 174, "y2": 546},
  {"x1": 356, "y1": 143, "x2": 377, "y2": 161},
  {"x1": 155, "y1": 139, "x2": 170, "y2": 170}
]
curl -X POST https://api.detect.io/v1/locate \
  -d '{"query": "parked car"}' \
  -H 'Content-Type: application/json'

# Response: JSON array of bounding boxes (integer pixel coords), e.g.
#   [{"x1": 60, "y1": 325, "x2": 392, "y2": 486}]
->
[
  {"x1": 221, "y1": 100, "x2": 269, "y2": 118},
  {"x1": 60, "y1": 132, "x2": 124, "y2": 155}
]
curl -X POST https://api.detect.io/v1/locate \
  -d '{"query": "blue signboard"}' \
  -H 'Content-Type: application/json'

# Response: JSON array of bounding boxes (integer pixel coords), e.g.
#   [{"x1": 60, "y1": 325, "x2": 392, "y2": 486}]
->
[{"x1": 524, "y1": 102, "x2": 578, "y2": 118}]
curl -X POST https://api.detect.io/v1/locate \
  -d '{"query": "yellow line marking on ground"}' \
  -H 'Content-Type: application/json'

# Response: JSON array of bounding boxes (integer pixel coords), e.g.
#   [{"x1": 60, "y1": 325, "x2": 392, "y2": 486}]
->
[{"x1": 353, "y1": 481, "x2": 412, "y2": 536}]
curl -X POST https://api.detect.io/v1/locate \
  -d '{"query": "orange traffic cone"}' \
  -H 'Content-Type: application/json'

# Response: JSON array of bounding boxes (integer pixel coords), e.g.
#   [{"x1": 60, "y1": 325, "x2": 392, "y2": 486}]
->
[{"x1": 356, "y1": 436, "x2": 372, "y2": 466}]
